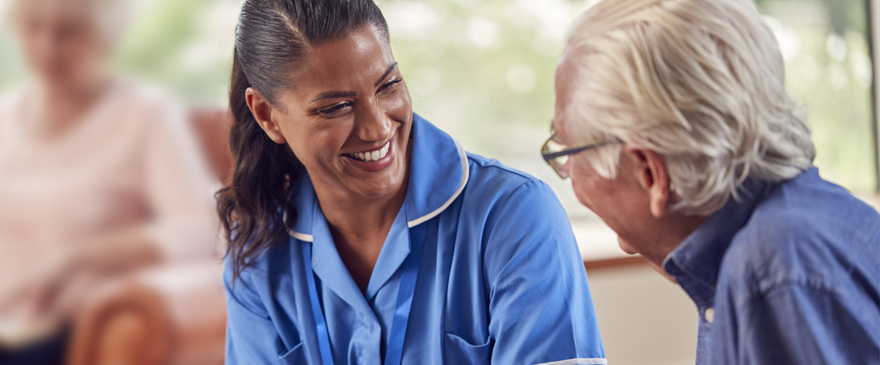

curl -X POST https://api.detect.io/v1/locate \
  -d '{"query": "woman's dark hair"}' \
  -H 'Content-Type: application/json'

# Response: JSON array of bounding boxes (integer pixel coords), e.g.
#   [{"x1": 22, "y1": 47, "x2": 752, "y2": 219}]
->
[{"x1": 217, "y1": 0, "x2": 390, "y2": 281}]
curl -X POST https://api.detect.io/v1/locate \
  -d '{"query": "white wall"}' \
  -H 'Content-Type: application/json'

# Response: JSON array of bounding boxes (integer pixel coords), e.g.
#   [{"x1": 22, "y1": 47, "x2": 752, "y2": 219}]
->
[{"x1": 587, "y1": 264, "x2": 698, "y2": 365}]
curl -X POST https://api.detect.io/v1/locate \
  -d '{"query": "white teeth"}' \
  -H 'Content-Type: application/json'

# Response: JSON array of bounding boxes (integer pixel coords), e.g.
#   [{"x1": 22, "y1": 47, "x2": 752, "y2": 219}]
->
[{"x1": 349, "y1": 142, "x2": 390, "y2": 162}]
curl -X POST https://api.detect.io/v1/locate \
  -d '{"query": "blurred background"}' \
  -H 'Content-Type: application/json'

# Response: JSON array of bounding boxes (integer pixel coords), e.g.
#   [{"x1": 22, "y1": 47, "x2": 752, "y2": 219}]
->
[{"x1": 0, "y1": 0, "x2": 876, "y2": 364}]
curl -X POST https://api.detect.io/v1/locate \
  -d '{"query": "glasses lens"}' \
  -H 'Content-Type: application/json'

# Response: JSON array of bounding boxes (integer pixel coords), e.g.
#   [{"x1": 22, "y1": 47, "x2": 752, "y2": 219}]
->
[
  {"x1": 543, "y1": 135, "x2": 570, "y2": 179},
  {"x1": 551, "y1": 156, "x2": 569, "y2": 179},
  {"x1": 544, "y1": 138, "x2": 567, "y2": 154}
]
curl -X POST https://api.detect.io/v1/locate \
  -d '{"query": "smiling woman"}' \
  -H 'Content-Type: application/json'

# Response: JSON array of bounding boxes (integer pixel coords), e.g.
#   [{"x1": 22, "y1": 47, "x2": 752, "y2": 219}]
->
[{"x1": 216, "y1": 1, "x2": 606, "y2": 364}]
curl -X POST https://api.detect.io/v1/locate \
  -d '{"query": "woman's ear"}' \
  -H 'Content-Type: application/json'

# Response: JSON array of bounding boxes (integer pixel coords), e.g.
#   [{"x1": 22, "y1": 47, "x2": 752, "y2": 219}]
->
[
  {"x1": 245, "y1": 88, "x2": 287, "y2": 144},
  {"x1": 625, "y1": 146, "x2": 671, "y2": 218}
]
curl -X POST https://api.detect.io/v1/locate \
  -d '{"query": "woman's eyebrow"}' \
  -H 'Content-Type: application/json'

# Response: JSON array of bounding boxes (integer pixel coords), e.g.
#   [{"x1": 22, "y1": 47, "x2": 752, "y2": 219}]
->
[
  {"x1": 374, "y1": 62, "x2": 399, "y2": 87},
  {"x1": 310, "y1": 91, "x2": 357, "y2": 102},
  {"x1": 309, "y1": 63, "x2": 399, "y2": 102}
]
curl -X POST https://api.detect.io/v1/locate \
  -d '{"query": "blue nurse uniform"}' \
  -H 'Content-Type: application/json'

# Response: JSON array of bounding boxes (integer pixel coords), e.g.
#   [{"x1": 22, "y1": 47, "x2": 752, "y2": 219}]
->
[{"x1": 224, "y1": 114, "x2": 606, "y2": 365}]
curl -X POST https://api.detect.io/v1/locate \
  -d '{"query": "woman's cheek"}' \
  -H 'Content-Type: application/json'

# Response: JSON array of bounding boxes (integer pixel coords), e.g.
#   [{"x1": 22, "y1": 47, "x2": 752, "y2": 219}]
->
[{"x1": 383, "y1": 87, "x2": 412, "y2": 117}]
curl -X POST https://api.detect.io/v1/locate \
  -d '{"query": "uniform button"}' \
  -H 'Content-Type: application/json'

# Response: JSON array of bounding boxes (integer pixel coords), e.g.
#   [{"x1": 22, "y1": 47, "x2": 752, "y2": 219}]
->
[
  {"x1": 704, "y1": 307, "x2": 715, "y2": 324},
  {"x1": 312, "y1": 256, "x2": 318, "y2": 266}
]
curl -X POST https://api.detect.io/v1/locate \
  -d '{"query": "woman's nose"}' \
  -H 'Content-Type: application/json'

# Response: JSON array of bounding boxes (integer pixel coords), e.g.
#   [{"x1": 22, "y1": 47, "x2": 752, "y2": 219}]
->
[{"x1": 355, "y1": 106, "x2": 393, "y2": 142}]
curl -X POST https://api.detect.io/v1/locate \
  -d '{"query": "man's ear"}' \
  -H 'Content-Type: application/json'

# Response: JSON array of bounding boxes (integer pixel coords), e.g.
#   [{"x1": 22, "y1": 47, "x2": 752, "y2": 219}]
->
[
  {"x1": 625, "y1": 146, "x2": 671, "y2": 218},
  {"x1": 245, "y1": 88, "x2": 287, "y2": 144}
]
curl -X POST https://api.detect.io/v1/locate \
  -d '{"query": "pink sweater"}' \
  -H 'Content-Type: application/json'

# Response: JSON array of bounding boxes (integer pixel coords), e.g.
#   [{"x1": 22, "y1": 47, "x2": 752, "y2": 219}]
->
[{"x1": 0, "y1": 79, "x2": 219, "y2": 339}]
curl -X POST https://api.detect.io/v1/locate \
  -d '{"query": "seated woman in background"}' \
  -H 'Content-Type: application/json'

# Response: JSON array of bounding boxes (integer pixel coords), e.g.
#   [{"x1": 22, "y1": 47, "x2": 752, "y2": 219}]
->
[
  {"x1": 219, "y1": 0, "x2": 605, "y2": 364},
  {"x1": 0, "y1": 0, "x2": 219, "y2": 364}
]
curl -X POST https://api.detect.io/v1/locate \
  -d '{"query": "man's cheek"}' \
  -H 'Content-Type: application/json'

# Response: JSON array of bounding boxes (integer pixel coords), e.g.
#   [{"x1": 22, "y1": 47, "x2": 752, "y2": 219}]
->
[{"x1": 571, "y1": 177, "x2": 595, "y2": 211}]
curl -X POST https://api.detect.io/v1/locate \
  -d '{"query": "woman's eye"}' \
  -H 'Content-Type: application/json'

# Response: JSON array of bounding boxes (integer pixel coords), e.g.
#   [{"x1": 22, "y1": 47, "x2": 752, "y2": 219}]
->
[
  {"x1": 377, "y1": 79, "x2": 402, "y2": 95},
  {"x1": 318, "y1": 102, "x2": 352, "y2": 117}
]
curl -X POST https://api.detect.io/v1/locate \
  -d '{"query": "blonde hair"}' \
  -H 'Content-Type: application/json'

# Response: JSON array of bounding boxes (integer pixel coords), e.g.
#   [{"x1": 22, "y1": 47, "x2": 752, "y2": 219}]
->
[{"x1": 563, "y1": 0, "x2": 814, "y2": 216}]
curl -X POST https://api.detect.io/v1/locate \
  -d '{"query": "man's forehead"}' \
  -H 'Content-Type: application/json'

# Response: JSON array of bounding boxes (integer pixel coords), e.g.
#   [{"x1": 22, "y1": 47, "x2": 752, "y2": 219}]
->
[{"x1": 554, "y1": 54, "x2": 578, "y2": 140}]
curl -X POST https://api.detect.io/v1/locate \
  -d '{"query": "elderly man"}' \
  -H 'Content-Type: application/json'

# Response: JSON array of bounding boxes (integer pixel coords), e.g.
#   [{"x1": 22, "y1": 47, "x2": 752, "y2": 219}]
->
[{"x1": 545, "y1": 0, "x2": 880, "y2": 363}]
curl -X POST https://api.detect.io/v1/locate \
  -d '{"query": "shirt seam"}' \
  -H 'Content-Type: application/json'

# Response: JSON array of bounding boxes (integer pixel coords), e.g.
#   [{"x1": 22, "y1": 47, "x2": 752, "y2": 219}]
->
[
  {"x1": 737, "y1": 276, "x2": 844, "y2": 314},
  {"x1": 466, "y1": 152, "x2": 535, "y2": 181},
  {"x1": 733, "y1": 214, "x2": 879, "y2": 311}
]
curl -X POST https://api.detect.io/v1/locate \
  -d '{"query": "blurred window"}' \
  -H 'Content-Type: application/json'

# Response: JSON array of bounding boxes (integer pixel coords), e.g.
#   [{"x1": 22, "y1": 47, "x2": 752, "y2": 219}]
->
[
  {"x1": 1, "y1": 0, "x2": 875, "y2": 260},
  {"x1": 756, "y1": 0, "x2": 877, "y2": 194}
]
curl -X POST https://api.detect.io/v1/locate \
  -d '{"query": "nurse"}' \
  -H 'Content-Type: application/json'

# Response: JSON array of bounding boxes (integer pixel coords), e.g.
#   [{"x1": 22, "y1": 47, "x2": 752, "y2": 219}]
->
[{"x1": 217, "y1": 0, "x2": 605, "y2": 364}]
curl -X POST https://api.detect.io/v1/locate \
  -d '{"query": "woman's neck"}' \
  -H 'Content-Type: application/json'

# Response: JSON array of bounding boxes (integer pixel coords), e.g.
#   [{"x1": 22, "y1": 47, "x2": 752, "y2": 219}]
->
[
  {"x1": 317, "y1": 173, "x2": 409, "y2": 244},
  {"x1": 311, "y1": 145, "x2": 412, "y2": 293}
]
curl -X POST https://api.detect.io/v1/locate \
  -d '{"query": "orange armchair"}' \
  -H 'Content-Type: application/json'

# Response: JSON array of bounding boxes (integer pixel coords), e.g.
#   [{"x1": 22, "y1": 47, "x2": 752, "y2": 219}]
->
[
  {"x1": 65, "y1": 108, "x2": 233, "y2": 365},
  {"x1": 67, "y1": 263, "x2": 226, "y2": 365}
]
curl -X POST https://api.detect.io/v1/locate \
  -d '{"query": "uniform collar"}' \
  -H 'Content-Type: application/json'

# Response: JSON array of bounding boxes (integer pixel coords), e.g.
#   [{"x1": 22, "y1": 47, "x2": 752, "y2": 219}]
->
[
  {"x1": 402, "y1": 113, "x2": 470, "y2": 227},
  {"x1": 662, "y1": 178, "x2": 775, "y2": 307},
  {"x1": 286, "y1": 113, "x2": 468, "y2": 311}
]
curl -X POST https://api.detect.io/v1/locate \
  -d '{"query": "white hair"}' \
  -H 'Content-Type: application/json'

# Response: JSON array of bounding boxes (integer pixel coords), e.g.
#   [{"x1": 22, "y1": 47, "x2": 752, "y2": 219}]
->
[
  {"x1": 6, "y1": 0, "x2": 130, "y2": 45},
  {"x1": 562, "y1": 0, "x2": 815, "y2": 216}
]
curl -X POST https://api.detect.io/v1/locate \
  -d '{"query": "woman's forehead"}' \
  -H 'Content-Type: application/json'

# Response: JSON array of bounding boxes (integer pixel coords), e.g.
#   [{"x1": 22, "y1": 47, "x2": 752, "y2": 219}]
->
[{"x1": 290, "y1": 27, "x2": 396, "y2": 96}]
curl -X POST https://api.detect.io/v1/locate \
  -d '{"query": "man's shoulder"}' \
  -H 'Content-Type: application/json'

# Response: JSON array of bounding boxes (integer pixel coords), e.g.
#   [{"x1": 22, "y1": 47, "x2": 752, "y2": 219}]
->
[
  {"x1": 741, "y1": 172, "x2": 879, "y2": 257},
  {"x1": 719, "y1": 174, "x2": 880, "y2": 299}
]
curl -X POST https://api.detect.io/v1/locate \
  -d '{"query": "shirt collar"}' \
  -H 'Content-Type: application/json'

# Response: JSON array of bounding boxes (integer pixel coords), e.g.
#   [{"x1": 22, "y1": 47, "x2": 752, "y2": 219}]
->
[
  {"x1": 402, "y1": 113, "x2": 470, "y2": 227},
  {"x1": 662, "y1": 178, "x2": 775, "y2": 306}
]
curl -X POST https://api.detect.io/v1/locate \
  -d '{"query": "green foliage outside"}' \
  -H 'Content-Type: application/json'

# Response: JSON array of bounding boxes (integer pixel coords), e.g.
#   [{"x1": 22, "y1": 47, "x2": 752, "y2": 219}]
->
[{"x1": 0, "y1": 0, "x2": 875, "y2": 218}]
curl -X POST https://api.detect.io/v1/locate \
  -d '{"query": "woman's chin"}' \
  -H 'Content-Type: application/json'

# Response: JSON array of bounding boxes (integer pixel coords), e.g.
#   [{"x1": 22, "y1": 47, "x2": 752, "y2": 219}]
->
[
  {"x1": 345, "y1": 166, "x2": 406, "y2": 198},
  {"x1": 349, "y1": 178, "x2": 403, "y2": 199},
  {"x1": 338, "y1": 153, "x2": 407, "y2": 199}
]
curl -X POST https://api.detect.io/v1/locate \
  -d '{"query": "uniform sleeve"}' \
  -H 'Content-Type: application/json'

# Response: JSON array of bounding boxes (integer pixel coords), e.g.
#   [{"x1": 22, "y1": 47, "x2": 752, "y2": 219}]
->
[
  {"x1": 142, "y1": 98, "x2": 221, "y2": 260},
  {"x1": 224, "y1": 255, "x2": 293, "y2": 364},
  {"x1": 484, "y1": 180, "x2": 606, "y2": 365},
  {"x1": 733, "y1": 282, "x2": 880, "y2": 365}
]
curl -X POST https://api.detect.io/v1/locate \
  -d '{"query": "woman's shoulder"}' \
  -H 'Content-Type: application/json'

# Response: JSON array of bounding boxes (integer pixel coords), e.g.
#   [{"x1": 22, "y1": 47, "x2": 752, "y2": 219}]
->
[
  {"x1": 0, "y1": 88, "x2": 27, "y2": 123},
  {"x1": 464, "y1": 152, "x2": 554, "y2": 198},
  {"x1": 224, "y1": 235, "x2": 298, "y2": 283},
  {"x1": 459, "y1": 152, "x2": 563, "y2": 218}
]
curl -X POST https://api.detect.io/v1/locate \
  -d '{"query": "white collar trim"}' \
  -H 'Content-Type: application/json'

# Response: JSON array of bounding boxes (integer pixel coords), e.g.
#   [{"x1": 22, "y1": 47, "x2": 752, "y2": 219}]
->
[
  {"x1": 289, "y1": 138, "x2": 469, "y2": 238},
  {"x1": 407, "y1": 138, "x2": 469, "y2": 228}
]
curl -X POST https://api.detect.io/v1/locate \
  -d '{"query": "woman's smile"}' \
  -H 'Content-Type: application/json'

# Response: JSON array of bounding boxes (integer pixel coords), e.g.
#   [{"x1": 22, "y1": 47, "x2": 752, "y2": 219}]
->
[{"x1": 342, "y1": 138, "x2": 395, "y2": 173}]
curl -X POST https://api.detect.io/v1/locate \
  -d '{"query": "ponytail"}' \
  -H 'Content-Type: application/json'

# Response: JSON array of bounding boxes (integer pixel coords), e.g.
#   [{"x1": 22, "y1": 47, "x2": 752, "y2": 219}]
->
[
  {"x1": 217, "y1": 50, "x2": 303, "y2": 282},
  {"x1": 221, "y1": 0, "x2": 390, "y2": 281}
]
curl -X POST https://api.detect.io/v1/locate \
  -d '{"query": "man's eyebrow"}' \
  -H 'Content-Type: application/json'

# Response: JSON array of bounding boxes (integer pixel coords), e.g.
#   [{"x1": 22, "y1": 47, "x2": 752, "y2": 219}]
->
[
  {"x1": 310, "y1": 91, "x2": 357, "y2": 102},
  {"x1": 374, "y1": 62, "x2": 399, "y2": 87}
]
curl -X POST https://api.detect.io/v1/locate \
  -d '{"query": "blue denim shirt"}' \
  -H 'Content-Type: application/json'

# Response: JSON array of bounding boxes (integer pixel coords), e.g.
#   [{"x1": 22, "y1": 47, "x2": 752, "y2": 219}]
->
[{"x1": 664, "y1": 168, "x2": 880, "y2": 364}]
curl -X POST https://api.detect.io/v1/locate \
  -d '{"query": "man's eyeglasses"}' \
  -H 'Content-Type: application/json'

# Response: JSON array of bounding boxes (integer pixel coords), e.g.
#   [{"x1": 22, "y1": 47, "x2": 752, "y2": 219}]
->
[{"x1": 541, "y1": 131, "x2": 620, "y2": 179}]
